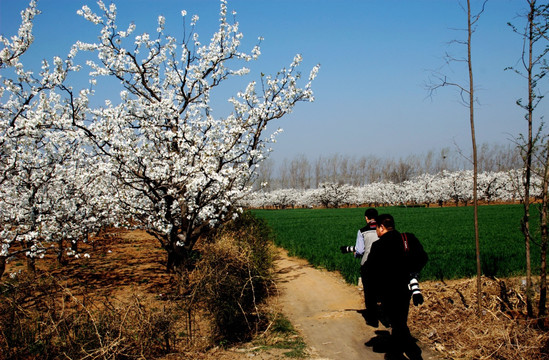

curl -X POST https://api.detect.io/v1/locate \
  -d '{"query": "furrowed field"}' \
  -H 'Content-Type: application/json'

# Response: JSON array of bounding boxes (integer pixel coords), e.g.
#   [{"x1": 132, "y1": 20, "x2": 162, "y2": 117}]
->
[{"x1": 252, "y1": 205, "x2": 542, "y2": 284}]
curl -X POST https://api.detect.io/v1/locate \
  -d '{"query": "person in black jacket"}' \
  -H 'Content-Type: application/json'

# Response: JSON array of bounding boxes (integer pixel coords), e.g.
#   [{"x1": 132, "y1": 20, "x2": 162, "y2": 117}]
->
[{"x1": 363, "y1": 213, "x2": 427, "y2": 360}]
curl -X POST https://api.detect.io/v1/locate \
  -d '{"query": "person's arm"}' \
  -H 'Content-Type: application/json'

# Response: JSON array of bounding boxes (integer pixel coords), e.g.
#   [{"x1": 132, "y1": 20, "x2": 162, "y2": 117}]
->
[{"x1": 354, "y1": 229, "x2": 365, "y2": 257}]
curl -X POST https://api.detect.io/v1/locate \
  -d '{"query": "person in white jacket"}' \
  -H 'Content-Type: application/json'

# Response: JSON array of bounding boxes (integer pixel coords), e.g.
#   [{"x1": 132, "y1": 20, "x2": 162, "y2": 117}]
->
[{"x1": 340, "y1": 208, "x2": 379, "y2": 310}]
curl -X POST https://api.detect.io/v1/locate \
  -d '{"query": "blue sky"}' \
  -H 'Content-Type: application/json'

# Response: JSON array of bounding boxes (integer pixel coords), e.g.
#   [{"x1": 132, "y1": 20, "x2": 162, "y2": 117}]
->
[{"x1": 1, "y1": 0, "x2": 546, "y2": 165}]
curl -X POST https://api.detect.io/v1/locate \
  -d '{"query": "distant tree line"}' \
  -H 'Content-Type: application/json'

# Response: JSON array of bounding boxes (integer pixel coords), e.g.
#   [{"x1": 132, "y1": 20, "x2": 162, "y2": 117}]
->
[
  {"x1": 242, "y1": 169, "x2": 527, "y2": 209},
  {"x1": 256, "y1": 143, "x2": 522, "y2": 190}
]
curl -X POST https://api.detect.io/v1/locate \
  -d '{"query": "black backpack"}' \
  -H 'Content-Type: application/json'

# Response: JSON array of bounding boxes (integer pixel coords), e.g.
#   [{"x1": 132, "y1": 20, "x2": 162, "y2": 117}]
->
[{"x1": 400, "y1": 232, "x2": 428, "y2": 274}]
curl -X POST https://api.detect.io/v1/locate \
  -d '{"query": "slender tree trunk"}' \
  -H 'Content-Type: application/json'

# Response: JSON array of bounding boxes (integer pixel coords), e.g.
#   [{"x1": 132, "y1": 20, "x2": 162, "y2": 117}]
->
[
  {"x1": 541, "y1": 241, "x2": 548, "y2": 316},
  {"x1": 0, "y1": 256, "x2": 6, "y2": 278},
  {"x1": 57, "y1": 238, "x2": 65, "y2": 264},
  {"x1": 523, "y1": 0, "x2": 535, "y2": 318},
  {"x1": 467, "y1": 0, "x2": 482, "y2": 316},
  {"x1": 540, "y1": 173, "x2": 548, "y2": 317},
  {"x1": 26, "y1": 250, "x2": 36, "y2": 273},
  {"x1": 539, "y1": 140, "x2": 549, "y2": 317}
]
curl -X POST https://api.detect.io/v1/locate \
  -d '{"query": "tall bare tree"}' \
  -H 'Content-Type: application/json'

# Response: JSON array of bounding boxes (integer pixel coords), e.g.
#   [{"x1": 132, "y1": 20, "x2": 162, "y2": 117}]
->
[
  {"x1": 466, "y1": 0, "x2": 483, "y2": 316},
  {"x1": 289, "y1": 154, "x2": 312, "y2": 189},
  {"x1": 507, "y1": 0, "x2": 549, "y2": 317},
  {"x1": 427, "y1": 0, "x2": 487, "y2": 315},
  {"x1": 537, "y1": 2, "x2": 549, "y2": 318},
  {"x1": 255, "y1": 158, "x2": 274, "y2": 191}
]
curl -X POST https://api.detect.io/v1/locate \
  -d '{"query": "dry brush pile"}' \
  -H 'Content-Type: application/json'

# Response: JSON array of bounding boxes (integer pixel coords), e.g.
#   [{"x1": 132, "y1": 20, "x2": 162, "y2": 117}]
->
[
  {"x1": 410, "y1": 276, "x2": 549, "y2": 360},
  {"x1": 183, "y1": 212, "x2": 277, "y2": 345}
]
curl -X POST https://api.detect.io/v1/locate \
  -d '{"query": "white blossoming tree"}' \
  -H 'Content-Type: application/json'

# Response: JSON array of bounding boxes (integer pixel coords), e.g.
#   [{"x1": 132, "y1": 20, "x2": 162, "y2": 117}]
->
[
  {"x1": 76, "y1": 0, "x2": 319, "y2": 271},
  {"x1": 315, "y1": 182, "x2": 356, "y2": 208},
  {"x1": 0, "y1": 1, "x2": 113, "y2": 276}
]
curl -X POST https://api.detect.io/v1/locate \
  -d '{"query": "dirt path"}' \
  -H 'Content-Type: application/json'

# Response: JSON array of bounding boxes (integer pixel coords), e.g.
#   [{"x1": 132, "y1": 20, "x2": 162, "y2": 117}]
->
[{"x1": 274, "y1": 249, "x2": 438, "y2": 360}]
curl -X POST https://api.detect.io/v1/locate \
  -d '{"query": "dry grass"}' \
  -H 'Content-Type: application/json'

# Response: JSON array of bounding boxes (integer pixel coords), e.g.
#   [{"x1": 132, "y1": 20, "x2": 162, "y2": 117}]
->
[{"x1": 410, "y1": 276, "x2": 549, "y2": 360}]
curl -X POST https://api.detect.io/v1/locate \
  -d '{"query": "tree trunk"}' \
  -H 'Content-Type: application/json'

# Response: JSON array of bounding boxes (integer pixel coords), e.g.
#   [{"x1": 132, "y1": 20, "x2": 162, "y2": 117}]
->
[
  {"x1": 467, "y1": 0, "x2": 482, "y2": 316},
  {"x1": 540, "y1": 193, "x2": 548, "y2": 318},
  {"x1": 166, "y1": 244, "x2": 190, "y2": 273},
  {"x1": 539, "y1": 139, "x2": 549, "y2": 317},
  {"x1": 26, "y1": 255, "x2": 36, "y2": 274},
  {"x1": 540, "y1": 230, "x2": 548, "y2": 318},
  {"x1": 57, "y1": 238, "x2": 65, "y2": 265},
  {"x1": 523, "y1": 0, "x2": 536, "y2": 318},
  {"x1": 165, "y1": 228, "x2": 195, "y2": 274},
  {"x1": 0, "y1": 256, "x2": 6, "y2": 278}
]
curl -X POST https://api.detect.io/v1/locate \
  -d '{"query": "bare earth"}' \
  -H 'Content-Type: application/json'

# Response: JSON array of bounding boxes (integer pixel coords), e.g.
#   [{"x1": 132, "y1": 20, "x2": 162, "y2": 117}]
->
[{"x1": 274, "y1": 249, "x2": 439, "y2": 360}]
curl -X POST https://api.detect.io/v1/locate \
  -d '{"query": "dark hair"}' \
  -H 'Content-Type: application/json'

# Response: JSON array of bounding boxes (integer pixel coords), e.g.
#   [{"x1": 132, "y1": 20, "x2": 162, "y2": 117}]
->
[
  {"x1": 375, "y1": 213, "x2": 395, "y2": 230},
  {"x1": 364, "y1": 208, "x2": 378, "y2": 219}
]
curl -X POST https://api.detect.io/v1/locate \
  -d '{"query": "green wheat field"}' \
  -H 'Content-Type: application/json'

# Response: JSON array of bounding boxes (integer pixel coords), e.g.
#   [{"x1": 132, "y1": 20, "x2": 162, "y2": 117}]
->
[{"x1": 252, "y1": 205, "x2": 542, "y2": 284}]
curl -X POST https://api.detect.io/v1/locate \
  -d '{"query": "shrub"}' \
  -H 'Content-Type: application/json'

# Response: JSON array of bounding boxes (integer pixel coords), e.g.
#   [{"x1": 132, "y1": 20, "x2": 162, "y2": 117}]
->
[{"x1": 188, "y1": 211, "x2": 275, "y2": 343}]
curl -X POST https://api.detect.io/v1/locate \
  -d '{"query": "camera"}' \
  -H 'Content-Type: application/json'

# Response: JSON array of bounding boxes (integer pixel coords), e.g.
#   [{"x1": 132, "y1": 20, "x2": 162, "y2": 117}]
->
[
  {"x1": 408, "y1": 275, "x2": 424, "y2": 306},
  {"x1": 340, "y1": 245, "x2": 355, "y2": 254}
]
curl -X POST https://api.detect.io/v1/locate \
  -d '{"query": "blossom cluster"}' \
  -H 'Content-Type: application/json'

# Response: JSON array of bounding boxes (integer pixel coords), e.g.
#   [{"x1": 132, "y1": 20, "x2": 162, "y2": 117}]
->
[{"x1": 0, "y1": 0, "x2": 38, "y2": 68}]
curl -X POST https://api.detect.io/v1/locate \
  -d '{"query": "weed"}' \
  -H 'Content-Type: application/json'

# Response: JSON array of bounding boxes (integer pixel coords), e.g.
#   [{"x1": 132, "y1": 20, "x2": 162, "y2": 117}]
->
[
  {"x1": 250, "y1": 313, "x2": 308, "y2": 358},
  {"x1": 272, "y1": 314, "x2": 295, "y2": 334}
]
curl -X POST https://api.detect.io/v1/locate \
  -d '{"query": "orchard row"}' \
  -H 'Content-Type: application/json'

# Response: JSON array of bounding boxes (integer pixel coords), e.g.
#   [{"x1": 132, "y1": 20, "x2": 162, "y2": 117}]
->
[{"x1": 241, "y1": 169, "x2": 530, "y2": 209}]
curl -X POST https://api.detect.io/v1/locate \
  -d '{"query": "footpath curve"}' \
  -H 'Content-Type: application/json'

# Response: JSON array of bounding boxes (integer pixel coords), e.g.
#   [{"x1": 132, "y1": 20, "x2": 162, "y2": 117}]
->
[{"x1": 274, "y1": 248, "x2": 438, "y2": 360}]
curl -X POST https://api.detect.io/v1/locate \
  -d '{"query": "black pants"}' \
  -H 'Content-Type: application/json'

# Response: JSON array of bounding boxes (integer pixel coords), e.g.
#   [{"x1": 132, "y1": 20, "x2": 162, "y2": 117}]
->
[
  {"x1": 361, "y1": 265, "x2": 380, "y2": 326},
  {"x1": 383, "y1": 292, "x2": 423, "y2": 360},
  {"x1": 360, "y1": 264, "x2": 369, "y2": 308}
]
